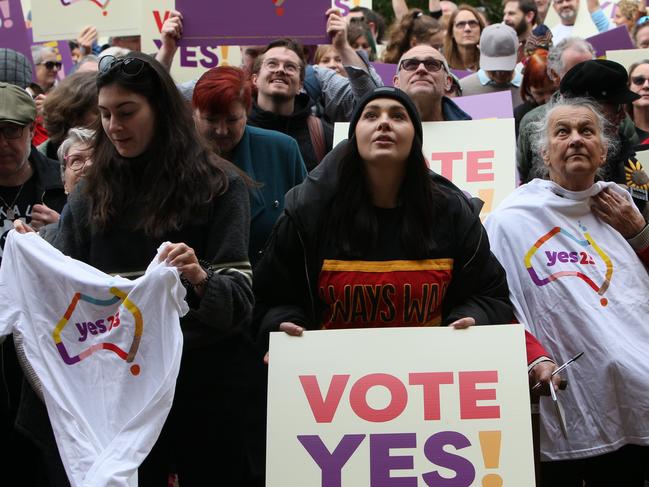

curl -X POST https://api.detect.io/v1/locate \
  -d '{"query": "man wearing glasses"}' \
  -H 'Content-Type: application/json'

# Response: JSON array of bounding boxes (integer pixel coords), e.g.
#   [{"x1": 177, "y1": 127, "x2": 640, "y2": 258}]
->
[
  {"x1": 392, "y1": 44, "x2": 471, "y2": 122},
  {"x1": 0, "y1": 82, "x2": 65, "y2": 485},
  {"x1": 0, "y1": 83, "x2": 65, "y2": 253}
]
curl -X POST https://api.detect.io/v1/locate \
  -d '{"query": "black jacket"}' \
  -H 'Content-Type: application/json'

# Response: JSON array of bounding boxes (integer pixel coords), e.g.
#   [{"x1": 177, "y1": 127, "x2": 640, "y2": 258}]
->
[
  {"x1": 252, "y1": 141, "x2": 513, "y2": 348},
  {"x1": 247, "y1": 93, "x2": 333, "y2": 171},
  {"x1": 29, "y1": 146, "x2": 66, "y2": 212}
]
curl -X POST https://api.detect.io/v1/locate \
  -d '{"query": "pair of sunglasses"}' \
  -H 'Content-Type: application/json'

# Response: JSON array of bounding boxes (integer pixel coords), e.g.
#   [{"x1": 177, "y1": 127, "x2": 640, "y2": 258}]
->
[
  {"x1": 98, "y1": 55, "x2": 147, "y2": 78},
  {"x1": 39, "y1": 61, "x2": 62, "y2": 70},
  {"x1": 398, "y1": 57, "x2": 445, "y2": 73},
  {"x1": 631, "y1": 75, "x2": 649, "y2": 86}
]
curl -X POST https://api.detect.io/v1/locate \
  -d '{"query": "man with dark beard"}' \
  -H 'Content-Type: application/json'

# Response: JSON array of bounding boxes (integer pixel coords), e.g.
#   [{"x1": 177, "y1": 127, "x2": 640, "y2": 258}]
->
[{"x1": 503, "y1": 0, "x2": 538, "y2": 47}]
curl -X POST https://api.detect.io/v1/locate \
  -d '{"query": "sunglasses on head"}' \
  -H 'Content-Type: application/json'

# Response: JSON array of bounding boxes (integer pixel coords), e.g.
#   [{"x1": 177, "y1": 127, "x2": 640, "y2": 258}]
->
[
  {"x1": 399, "y1": 57, "x2": 445, "y2": 73},
  {"x1": 98, "y1": 55, "x2": 147, "y2": 78},
  {"x1": 632, "y1": 75, "x2": 649, "y2": 86},
  {"x1": 39, "y1": 61, "x2": 62, "y2": 70}
]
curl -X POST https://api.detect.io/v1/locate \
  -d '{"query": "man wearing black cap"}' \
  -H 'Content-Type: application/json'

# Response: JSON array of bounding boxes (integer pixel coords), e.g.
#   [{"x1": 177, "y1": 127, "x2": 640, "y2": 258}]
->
[
  {"x1": 0, "y1": 82, "x2": 66, "y2": 484},
  {"x1": 518, "y1": 60, "x2": 649, "y2": 216}
]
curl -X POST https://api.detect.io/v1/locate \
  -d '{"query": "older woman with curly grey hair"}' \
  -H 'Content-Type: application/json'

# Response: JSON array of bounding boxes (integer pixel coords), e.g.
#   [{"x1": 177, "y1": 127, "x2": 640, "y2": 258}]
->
[
  {"x1": 485, "y1": 96, "x2": 649, "y2": 486},
  {"x1": 56, "y1": 127, "x2": 94, "y2": 194}
]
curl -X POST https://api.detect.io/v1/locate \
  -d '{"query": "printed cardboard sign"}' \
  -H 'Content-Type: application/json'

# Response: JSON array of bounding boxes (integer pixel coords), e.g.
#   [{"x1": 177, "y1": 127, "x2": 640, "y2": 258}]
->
[{"x1": 267, "y1": 325, "x2": 535, "y2": 487}]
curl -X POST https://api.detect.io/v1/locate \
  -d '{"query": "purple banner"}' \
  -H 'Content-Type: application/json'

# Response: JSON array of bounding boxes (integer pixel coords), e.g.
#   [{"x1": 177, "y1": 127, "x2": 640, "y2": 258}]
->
[
  {"x1": 451, "y1": 69, "x2": 473, "y2": 79},
  {"x1": 176, "y1": 0, "x2": 330, "y2": 47},
  {"x1": 587, "y1": 25, "x2": 634, "y2": 58},
  {"x1": 370, "y1": 62, "x2": 396, "y2": 86},
  {"x1": 453, "y1": 91, "x2": 514, "y2": 120},
  {"x1": 28, "y1": 28, "x2": 76, "y2": 79},
  {"x1": 0, "y1": 0, "x2": 32, "y2": 63}
]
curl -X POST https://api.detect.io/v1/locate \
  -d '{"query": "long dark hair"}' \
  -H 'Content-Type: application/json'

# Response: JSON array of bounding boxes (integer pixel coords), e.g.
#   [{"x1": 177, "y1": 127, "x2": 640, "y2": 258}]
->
[
  {"x1": 86, "y1": 52, "x2": 230, "y2": 236},
  {"x1": 325, "y1": 134, "x2": 446, "y2": 258}
]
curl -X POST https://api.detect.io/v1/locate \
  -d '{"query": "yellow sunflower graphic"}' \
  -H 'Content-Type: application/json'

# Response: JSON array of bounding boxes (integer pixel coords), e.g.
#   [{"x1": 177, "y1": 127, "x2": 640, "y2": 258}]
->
[{"x1": 626, "y1": 160, "x2": 649, "y2": 190}]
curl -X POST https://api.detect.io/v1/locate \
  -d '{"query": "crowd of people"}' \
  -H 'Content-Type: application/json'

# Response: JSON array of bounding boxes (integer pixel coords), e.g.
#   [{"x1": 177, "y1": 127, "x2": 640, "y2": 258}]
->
[{"x1": 1, "y1": 0, "x2": 649, "y2": 486}]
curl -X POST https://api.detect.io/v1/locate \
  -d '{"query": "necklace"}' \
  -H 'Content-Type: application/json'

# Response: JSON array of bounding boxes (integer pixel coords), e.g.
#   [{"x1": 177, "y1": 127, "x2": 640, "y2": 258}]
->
[{"x1": 0, "y1": 183, "x2": 26, "y2": 220}]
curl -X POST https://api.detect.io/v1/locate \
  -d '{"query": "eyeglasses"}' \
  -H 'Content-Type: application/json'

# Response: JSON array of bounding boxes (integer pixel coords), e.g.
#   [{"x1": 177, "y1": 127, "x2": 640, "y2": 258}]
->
[
  {"x1": 261, "y1": 58, "x2": 300, "y2": 76},
  {"x1": 0, "y1": 125, "x2": 24, "y2": 140},
  {"x1": 39, "y1": 61, "x2": 62, "y2": 70},
  {"x1": 64, "y1": 154, "x2": 92, "y2": 172},
  {"x1": 349, "y1": 16, "x2": 366, "y2": 23},
  {"x1": 632, "y1": 75, "x2": 649, "y2": 86},
  {"x1": 454, "y1": 19, "x2": 480, "y2": 29},
  {"x1": 399, "y1": 57, "x2": 445, "y2": 73},
  {"x1": 98, "y1": 55, "x2": 147, "y2": 78}
]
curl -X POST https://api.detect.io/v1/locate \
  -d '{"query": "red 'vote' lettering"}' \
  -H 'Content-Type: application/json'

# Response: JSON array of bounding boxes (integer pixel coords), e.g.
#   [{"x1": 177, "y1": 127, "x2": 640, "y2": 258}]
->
[
  {"x1": 429, "y1": 151, "x2": 496, "y2": 183},
  {"x1": 299, "y1": 371, "x2": 500, "y2": 423}
]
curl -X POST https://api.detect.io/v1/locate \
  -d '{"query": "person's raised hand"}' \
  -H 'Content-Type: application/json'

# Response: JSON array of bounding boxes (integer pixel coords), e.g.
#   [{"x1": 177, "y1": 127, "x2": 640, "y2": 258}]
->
[
  {"x1": 76, "y1": 25, "x2": 98, "y2": 54},
  {"x1": 161, "y1": 10, "x2": 183, "y2": 51},
  {"x1": 326, "y1": 8, "x2": 349, "y2": 52}
]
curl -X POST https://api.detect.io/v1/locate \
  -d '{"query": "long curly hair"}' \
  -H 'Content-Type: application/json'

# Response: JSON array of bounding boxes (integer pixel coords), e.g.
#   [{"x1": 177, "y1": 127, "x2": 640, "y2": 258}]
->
[
  {"x1": 86, "y1": 52, "x2": 230, "y2": 237},
  {"x1": 383, "y1": 10, "x2": 443, "y2": 64}
]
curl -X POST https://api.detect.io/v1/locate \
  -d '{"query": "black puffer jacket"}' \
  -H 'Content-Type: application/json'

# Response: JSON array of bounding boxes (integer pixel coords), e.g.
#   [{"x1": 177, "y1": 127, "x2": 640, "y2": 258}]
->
[{"x1": 252, "y1": 140, "x2": 513, "y2": 348}]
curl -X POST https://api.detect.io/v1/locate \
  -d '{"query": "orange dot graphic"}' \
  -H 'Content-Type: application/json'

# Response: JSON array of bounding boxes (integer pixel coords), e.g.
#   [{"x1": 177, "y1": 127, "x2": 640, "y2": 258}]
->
[
  {"x1": 600, "y1": 298, "x2": 608, "y2": 306},
  {"x1": 102, "y1": 10, "x2": 107, "y2": 16},
  {"x1": 276, "y1": 7, "x2": 284, "y2": 15},
  {"x1": 130, "y1": 364, "x2": 140, "y2": 375},
  {"x1": 482, "y1": 474, "x2": 503, "y2": 487}
]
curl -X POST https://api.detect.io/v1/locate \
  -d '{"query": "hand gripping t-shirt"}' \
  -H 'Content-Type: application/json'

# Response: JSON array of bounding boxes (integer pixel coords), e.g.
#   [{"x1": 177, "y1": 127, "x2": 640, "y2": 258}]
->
[
  {"x1": 484, "y1": 179, "x2": 649, "y2": 461},
  {"x1": 0, "y1": 231, "x2": 188, "y2": 486}
]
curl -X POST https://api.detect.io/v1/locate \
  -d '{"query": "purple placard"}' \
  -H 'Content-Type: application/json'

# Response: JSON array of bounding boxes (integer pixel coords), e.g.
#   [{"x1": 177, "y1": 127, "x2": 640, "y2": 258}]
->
[
  {"x1": 176, "y1": 0, "x2": 330, "y2": 47},
  {"x1": 28, "y1": 28, "x2": 76, "y2": 79},
  {"x1": 453, "y1": 91, "x2": 514, "y2": 119},
  {"x1": 451, "y1": 69, "x2": 473, "y2": 79},
  {"x1": 587, "y1": 25, "x2": 634, "y2": 58},
  {"x1": 370, "y1": 62, "x2": 396, "y2": 86},
  {"x1": 0, "y1": 0, "x2": 32, "y2": 62}
]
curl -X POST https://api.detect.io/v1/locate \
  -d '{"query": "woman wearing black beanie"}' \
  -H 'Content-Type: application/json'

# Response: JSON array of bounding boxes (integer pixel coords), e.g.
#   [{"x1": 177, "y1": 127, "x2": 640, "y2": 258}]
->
[{"x1": 253, "y1": 87, "x2": 513, "y2": 353}]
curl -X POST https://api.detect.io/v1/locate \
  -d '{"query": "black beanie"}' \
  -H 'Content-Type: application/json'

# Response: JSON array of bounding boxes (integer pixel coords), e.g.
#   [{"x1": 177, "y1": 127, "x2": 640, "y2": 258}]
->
[{"x1": 348, "y1": 86, "x2": 423, "y2": 144}]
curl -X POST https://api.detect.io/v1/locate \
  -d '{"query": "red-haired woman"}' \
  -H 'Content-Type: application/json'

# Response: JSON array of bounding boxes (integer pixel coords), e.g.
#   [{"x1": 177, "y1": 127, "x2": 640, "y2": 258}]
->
[
  {"x1": 192, "y1": 66, "x2": 307, "y2": 265},
  {"x1": 515, "y1": 48, "x2": 558, "y2": 137}
]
